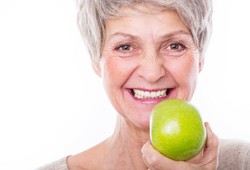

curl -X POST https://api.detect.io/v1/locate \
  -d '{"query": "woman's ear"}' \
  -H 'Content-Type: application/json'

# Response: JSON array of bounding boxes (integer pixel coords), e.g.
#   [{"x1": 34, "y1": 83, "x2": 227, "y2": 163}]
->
[
  {"x1": 92, "y1": 62, "x2": 102, "y2": 77},
  {"x1": 199, "y1": 57, "x2": 205, "y2": 73}
]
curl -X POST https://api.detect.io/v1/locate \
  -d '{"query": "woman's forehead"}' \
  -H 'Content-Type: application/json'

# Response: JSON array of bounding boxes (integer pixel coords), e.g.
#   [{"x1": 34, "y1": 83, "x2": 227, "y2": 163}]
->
[{"x1": 104, "y1": 7, "x2": 189, "y2": 37}]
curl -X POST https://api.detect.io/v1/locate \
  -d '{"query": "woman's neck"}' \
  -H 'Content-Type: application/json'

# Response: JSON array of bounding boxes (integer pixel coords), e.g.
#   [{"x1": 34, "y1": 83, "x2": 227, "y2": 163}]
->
[
  {"x1": 111, "y1": 115, "x2": 150, "y2": 147},
  {"x1": 68, "y1": 115, "x2": 150, "y2": 170},
  {"x1": 103, "y1": 115, "x2": 149, "y2": 169}
]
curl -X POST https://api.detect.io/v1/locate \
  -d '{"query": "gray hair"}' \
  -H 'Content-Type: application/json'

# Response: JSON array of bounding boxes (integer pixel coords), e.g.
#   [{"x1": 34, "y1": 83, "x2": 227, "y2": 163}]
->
[{"x1": 77, "y1": 0, "x2": 213, "y2": 65}]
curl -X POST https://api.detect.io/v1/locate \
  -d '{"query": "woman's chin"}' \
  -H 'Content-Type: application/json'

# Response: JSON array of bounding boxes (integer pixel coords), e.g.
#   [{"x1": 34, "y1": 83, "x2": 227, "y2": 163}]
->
[{"x1": 132, "y1": 115, "x2": 151, "y2": 131}]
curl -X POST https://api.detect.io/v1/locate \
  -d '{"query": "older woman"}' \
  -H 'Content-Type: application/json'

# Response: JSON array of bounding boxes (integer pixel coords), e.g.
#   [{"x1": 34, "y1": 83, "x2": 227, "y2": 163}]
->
[{"x1": 38, "y1": 0, "x2": 250, "y2": 170}]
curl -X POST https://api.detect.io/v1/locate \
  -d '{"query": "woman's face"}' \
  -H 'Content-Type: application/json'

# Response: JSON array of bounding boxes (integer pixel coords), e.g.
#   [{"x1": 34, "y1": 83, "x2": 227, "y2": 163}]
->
[{"x1": 95, "y1": 5, "x2": 203, "y2": 130}]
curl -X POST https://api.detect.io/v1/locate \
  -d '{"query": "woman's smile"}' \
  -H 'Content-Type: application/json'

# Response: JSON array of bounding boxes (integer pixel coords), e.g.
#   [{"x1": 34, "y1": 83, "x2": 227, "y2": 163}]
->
[{"x1": 129, "y1": 88, "x2": 174, "y2": 102}]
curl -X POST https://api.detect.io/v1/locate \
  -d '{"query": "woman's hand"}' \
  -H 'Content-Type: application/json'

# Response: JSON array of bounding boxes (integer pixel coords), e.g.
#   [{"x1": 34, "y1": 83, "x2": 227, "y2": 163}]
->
[{"x1": 141, "y1": 122, "x2": 219, "y2": 170}]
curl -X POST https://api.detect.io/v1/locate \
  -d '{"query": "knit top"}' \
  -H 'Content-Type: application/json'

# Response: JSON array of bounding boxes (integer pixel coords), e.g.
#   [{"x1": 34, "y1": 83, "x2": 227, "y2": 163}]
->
[{"x1": 36, "y1": 139, "x2": 250, "y2": 170}]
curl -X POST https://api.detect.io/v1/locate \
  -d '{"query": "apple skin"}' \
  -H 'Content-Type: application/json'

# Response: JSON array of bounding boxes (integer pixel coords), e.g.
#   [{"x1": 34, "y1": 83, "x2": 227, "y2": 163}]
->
[{"x1": 150, "y1": 99, "x2": 206, "y2": 161}]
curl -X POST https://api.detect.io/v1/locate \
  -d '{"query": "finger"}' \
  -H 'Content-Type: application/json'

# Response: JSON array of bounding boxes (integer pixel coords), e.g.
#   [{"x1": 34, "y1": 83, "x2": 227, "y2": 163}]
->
[
  {"x1": 187, "y1": 147, "x2": 204, "y2": 164},
  {"x1": 141, "y1": 141, "x2": 187, "y2": 170},
  {"x1": 201, "y1": 122, "x2": 220, "y2": 166},
  {"x1": 204, "y1": 122, "x2": 219, "y2": 155}
]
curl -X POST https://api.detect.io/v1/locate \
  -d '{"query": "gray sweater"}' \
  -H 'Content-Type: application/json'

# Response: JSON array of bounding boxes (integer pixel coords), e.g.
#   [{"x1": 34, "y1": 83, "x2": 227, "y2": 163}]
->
[{"x1": 37, "y1": 139, "x2": 250, "y2": 170}]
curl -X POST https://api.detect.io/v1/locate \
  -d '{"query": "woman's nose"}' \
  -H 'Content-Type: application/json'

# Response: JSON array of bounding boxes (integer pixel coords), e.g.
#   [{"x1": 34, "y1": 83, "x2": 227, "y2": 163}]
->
[{"x1": 138, "y1": 55, "x2": 165, "y2": 83}]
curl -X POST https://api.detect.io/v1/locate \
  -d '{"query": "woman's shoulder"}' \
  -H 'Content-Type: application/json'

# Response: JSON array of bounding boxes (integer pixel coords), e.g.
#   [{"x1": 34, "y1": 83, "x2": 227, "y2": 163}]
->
[
  {"x1": 218, "y1": 138, "x2": 250, "y2": 170},
  {"x1": 36, "y1": 156, "x2": 69, "y2": 170},
  {"x1": 36, "y1": 141, "x2": 106, "y2": 170}
]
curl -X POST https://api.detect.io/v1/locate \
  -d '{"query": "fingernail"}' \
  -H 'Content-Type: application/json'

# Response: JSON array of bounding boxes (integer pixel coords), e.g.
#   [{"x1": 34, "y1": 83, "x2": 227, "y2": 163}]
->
[{"x1": 205, "y1": 122, "x2": 213, "y2": 133}]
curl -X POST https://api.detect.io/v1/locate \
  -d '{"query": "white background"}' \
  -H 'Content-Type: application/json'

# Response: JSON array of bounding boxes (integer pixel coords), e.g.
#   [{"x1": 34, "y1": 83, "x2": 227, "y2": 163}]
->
[{"x1": 0, "y1": 0, "x2": 250, "y2": 169}]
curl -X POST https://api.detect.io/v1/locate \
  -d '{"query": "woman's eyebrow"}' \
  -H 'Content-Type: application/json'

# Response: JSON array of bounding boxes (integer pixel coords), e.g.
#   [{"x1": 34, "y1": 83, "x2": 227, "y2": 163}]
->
[
  {"x1": 107, "y1": 32, "x2": 139, "y2": 42},
  {"x1": 160, "y1": 30, "x2": 192, "y2": 39}
]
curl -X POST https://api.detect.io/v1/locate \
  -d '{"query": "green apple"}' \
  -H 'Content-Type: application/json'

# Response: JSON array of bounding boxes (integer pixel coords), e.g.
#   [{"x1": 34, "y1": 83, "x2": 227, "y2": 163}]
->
[{"x1": 150, "y1": 99, "x2": 206, "y2": 161}]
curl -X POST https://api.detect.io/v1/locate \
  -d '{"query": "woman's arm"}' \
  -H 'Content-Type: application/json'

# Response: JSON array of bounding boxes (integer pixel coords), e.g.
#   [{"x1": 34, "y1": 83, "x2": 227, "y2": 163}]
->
[{"x1": 218, "y1": 139, "x2": 250, "y2": 170}]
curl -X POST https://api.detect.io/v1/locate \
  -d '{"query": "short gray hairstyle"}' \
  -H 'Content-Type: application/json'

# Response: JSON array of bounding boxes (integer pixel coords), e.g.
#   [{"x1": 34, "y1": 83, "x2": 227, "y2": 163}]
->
[{"x1": 77, "y1": 0, "x2": 213, "y2": 65}]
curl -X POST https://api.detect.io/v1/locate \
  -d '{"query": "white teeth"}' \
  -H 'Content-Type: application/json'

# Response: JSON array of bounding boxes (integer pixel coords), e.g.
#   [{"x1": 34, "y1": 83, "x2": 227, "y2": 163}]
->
[{"x1": 133, "y1": 89, "x2": 167, "y2": 99}]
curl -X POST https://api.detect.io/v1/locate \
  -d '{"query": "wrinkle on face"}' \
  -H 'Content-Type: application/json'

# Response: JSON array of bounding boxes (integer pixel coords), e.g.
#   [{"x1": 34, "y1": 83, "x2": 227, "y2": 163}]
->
[{"x1": 99, "y1": 4, "x2": 202, "y2": 129}]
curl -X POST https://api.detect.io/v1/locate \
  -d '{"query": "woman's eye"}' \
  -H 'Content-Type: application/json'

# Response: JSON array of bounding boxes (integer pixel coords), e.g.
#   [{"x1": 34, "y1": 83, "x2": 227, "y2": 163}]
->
[
  {"x1": 168, "y1": 43, "x2": 185, "y2": 51},
  {"x1": 163, "y1": 42, "x2": 187, "y2": 57},
  {"x1": 116, "y1": 44, "x2": 132, "y2": 52},
  {"x1": 114, "y1": 44, "x2": 138, "y2": 57}
]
